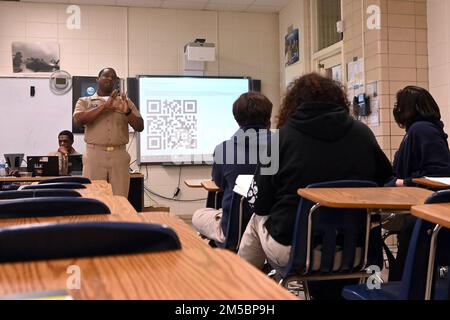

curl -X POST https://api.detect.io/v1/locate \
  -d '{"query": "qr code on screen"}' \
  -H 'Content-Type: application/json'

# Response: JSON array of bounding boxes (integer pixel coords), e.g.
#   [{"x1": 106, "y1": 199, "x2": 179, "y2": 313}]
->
[{"x1": 146, "y1": 99, "x2": 197, "y2": 150}]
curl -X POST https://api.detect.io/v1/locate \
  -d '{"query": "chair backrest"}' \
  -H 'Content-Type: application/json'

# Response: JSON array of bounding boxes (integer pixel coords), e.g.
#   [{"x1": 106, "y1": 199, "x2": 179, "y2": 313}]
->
[
  {"x1": 0, "y1": 197, "x2": 110, "y2": 218},
  {"x1": 38, "y1": 176, "x2": 91, "y2": 184},
  {"x1": 219, "y1": 192, "x2": 252, "y2": 251},
  {"x1": 399, "y1": 190, "x2": 450, "y2": 300},
  {"x1": 0, "y1": 221, "x2": 181, "y2": 262},
  {"x1": 206, "y1": 190, "x2": 223, "y2": 209},
  {"x1": 282, "y1": 180, "x2": 380, "y2": 278},
  {"x1": 22, "y1": 182, "x2": 87, "y2": 190},
  {"x1": 0, "y1": 189, "x2": 81, "y2": 200}
]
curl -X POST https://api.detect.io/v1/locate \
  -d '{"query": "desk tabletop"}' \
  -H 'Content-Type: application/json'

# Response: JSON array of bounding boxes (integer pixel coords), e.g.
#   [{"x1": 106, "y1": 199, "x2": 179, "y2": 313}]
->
[
  {"x1": 201, "y1": 180, "x2": 221, "y2": 192},
  {"x1": 0, "y1": 174, "x2": 142, "y2": 183},
  {"x1": 298, "y1": 187, "x2": 433, "y2": 209},
  {"x1": 411, "y1": 203, "x2": 450, "y2": 229},
  {"x1": 0, "y1": 212, "x2": 204, "y2": 249},
  {"x1": 184, "y1": 179, "x2": 207, "y2": 188},
  {"x1": 0, "y1": 176, "x2": 59, "y2": 182},
  {"x1": 90, "y1": 195, "x2": 137, "y2": 214},
  {"x1": 412, "y1": 178, "x2": 450, "y2": 189},
  {"x1": 81, "y1": 180, "x2": 113, "y2": 196},
  {"x1": 0, "y1": 213, "x2": 295, "y2": 300}
]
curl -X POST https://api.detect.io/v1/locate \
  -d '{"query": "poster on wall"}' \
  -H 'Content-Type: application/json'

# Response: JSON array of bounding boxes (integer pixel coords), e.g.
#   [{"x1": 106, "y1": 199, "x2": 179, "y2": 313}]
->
[
  {"x1": 12, "y1": 41, "x2": 60, "y2": 73},
  {"x1": 285, "y1": 29, "x2": 299, "y2": 66}
]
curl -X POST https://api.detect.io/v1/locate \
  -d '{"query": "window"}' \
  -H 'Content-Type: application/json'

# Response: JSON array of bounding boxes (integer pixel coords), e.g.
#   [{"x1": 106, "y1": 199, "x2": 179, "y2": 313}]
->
[{"x1": 316, "y1": 0, "x2": 342, "y2": 51}]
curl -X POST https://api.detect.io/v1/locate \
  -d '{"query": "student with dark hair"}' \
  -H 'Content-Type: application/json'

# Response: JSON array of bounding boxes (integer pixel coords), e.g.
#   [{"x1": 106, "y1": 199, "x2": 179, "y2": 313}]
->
[
  {"x1": 389, "y1": 86, "x2": 450, "y2": 186},
  {"x1": 238, "y1": 73, "x2": 392, "y2": 299},
  {"x1": 192, "y1": 92, "x2": 273, "y2": 244},
  {"x1": 387, "y1": 86, "x2": 450, "y2": 281},
  {"x1": 49, "y1": 130, "x2": 80, "y2": 175}
]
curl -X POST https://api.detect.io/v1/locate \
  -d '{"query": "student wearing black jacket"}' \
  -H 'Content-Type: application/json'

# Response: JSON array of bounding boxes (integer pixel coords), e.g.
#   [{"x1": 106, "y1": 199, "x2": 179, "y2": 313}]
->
[
  {"x1": 387, "y1": 86, "x2": 450, "y2": 281},
  {"x1": 238, "y1": 74, "x2": 392, "y2": 298}
]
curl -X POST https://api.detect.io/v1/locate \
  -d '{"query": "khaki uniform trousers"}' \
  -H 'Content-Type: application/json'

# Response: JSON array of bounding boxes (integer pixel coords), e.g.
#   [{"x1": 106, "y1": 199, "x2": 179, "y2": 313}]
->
[
  {"x1": 238, "y1": 214, "x2": 291, "y2": 270},
  {"x1": 191, "y1": 207, "x2": 226, "y2": 243},
  {"x1": 83, "y1": 145, "x2": 131, "y2": 197}
]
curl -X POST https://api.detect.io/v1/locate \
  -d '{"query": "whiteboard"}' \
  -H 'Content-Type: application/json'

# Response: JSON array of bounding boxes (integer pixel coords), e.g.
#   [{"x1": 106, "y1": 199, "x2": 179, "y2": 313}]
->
[{"x1": 0, "y1": 77, "x2": 85, "y2": 161}]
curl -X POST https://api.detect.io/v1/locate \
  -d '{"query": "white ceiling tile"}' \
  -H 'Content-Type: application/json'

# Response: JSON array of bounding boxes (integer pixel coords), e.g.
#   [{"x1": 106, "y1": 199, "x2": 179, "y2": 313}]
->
[
  {"x1": 116, "y1": 0, "x2": 163, "y2": 7},
  {"x1": 252, "y1": 0, "x2": 290, "y2": 6},
  {"x1": 205, "y1": 3, "x2": 249, "y2": 12},
  {"x1": 70, "y1": 0, "x2": 116, "y2": 5},
  {"x1": 19, "y1": 0, "x2": 289, "y2": 13},
  {"x1": 246, "y1": 5, "x2": 281, "y2": 13},
  {"x1": 208, "y1": 0, "x2": 253, "y2": 4},
  {"x1": 161, "y1": 1, "x2": 206, "y2": 10}
]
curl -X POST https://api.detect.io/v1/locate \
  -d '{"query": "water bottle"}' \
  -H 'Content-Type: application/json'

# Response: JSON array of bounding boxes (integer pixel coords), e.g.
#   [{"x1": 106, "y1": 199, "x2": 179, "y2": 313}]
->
[{"x1": 0, "y1": 158, "x2": 5, "y2": 177}]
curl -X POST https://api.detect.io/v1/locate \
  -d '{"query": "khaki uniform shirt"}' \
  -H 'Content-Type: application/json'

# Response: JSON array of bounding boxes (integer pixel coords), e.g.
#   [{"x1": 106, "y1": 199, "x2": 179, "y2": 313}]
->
[{"x1": 73, "y1": 93, "x2": 141, "y2": 146}]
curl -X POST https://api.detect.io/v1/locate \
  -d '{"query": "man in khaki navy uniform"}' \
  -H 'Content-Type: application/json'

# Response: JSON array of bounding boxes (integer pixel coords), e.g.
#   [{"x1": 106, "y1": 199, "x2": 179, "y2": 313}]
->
[{"x1": 73, "y1": 67, "x2": 144, "y2": 197}]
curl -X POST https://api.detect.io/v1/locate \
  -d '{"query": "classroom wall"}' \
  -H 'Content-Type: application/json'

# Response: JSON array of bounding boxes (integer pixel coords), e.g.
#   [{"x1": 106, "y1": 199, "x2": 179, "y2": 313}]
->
[
  {"x1": 427, "y1": 0, "x2": 450, "y2": 128},
  {"x1": 279, "y1": 0, "x2": 310, "y2": 95},
  {"x1": 278, "y1": 0, "x2": 429, "y2": 161},
  {"x1": 0, "y1": 1, "x2": 280, "y2": 216}
]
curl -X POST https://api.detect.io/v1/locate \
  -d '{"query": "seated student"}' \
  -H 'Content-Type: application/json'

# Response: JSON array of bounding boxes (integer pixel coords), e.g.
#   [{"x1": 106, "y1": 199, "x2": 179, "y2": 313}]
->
[
  {"x1": 386, "y1": 86, "x2": 450, "y2": 281},
  {"x1": 238, "y1": 73, "x2": 392, "y2": 299},
  {"x1": 49, "y1": 130, "x2": 81, "y2": 175},
  {"x1": 192, "y1": 92, "x2": 273, "y2": 244}
]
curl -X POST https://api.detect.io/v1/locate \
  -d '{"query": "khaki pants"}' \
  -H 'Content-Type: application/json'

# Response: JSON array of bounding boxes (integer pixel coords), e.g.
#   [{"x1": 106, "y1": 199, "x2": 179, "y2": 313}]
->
[
  {"x1": 83, "y1": 145, "x2": 131, "y2": 197},
  {"x1": 238, "y1": 214, "x2": 291, "y2": 270},
  {"x1": 191, "y1": 207, "x2": 226, "y2": 243}
]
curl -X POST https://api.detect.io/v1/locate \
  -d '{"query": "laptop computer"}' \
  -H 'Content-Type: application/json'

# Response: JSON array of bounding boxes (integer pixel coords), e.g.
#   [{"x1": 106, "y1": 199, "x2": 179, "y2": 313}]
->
[
  {"x1": 27, "y1": 156, "x2": 59, "y2": 177},
  {"x1": 68, "y1": 155, "x2": 83, "y2": 176}
]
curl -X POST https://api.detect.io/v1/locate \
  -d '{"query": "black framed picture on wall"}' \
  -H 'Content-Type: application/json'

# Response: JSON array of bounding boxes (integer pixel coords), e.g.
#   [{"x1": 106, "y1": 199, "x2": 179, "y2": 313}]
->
[{"x1": 285, "y1": 28, "x2": 299, "y2": 66}]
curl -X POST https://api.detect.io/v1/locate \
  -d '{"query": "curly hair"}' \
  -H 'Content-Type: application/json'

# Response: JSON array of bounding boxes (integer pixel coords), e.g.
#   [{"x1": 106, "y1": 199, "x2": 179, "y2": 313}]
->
[{"x1": 277, "y1": 73, "x2": 350, "y2": 128}]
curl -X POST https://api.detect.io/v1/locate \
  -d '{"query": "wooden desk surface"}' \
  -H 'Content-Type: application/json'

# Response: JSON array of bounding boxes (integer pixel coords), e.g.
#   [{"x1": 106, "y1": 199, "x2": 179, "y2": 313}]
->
[
  {"x1": 0, "y1": 212, "x2": 203, "y2": 249},
  {"x1": 0, "y1": 174, "x2": 142, "y2": 183},
  {"x1": 0, "y1": 213, "x2": 295, "y2": 300},
  {"x1": 201, "y1": 180, "x2": 221, "y2": 192},
  {"x1": 83, "y1": 180, "x2": 113, "y2": 196},
  {"x1": 412, "y1": 203, "x2": 450, "y2": 229},
  {"x1": 298, "y1": 187, "x2": 433, "y2": 209},
  {"x1": 412, "y1": 178, "x2": 450, "y2": 189},
  {"x1": 0, "y1": 176, "x2": 59, "y2": 182},
  {"x1": 184, "y1": 179, "x2": 208, "y2": 188},
  {"x1": 90, "y1": 195, "x2": 137, "y2": 214}
]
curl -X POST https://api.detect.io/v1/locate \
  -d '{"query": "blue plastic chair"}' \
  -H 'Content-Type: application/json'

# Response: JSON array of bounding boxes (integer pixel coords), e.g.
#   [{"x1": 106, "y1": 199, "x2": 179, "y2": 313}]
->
[
  {"x1": 0, "y1": 197, "x2": 110, "y2": 218},
  {"x1": 0, "y1": 189, "x2": 81, "y2": 200},
  {"x1": 38, "y1": 176, "x2": 91, "y2": 184},
  {"x1": 0, "y1": 221, "x2": 181, "y2": 262},
  {"x1": 206, "y1": 190, "x2": 223, "y2": 209},
  {"x1": 274, "y1": 180, "x2": 380, "y2": 299},
  {"x1": 22, "y1": 182, "x2": 86, "y2": 190},
  {"x1": 215, "y1": 192, "x2": 252, "y2": 251},
  {"x1": 342, "y1": 189, "x2": 450, "y2": 300}
]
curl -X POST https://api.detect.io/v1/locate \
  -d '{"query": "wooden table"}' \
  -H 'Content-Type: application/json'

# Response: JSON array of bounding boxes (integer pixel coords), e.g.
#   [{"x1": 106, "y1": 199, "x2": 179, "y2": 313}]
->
[
  {"x1": 201, "y1": 180, "x2": 221, "y2": 192},
  {"x1": 0, "y1": 175, "x2": 144, "y2": 211},
  {"x1": 413, "y1": 178, "x2": 450, "y2": 189},
  {"x1": 411, "y1": 203, "x2": 450, "y2": 299},
  {"x1": 0, "y1": 212, "x2": 295, "y2": 300},
  {"x1": 184, "y1": 179, "x2": 208, "y2": 188},
  {"x1": 298, "y1": 187, "x2": 433, "y2": 210},
  {"x1": 83, "y1": 180, "x2": 113, "y2": 196},
  {"x1": 297, "y1": 187, "x2": 434, "y2": 275},
  {"x1": 88, "y1": 195, "x2": 137, "y2": 215}
]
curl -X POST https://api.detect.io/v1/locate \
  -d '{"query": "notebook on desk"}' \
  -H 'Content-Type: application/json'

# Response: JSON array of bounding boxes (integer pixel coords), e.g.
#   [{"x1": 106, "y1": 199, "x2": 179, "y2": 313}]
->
[
  {"x1": 233, "y1": 175, "x2": 254, "y2": 197},
  {"x1": 26, "y1": 156, "x2": 59, "y2": 177}
]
